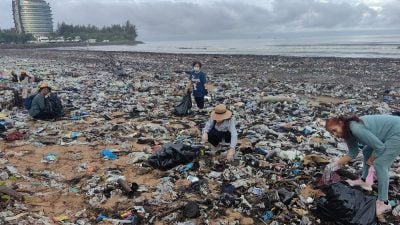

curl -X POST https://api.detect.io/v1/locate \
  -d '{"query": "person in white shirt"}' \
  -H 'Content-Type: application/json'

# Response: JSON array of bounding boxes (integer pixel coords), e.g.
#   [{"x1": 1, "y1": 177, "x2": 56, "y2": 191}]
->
[{"x1": 202, "y1": 104, "x2": 238, "y2": 161}]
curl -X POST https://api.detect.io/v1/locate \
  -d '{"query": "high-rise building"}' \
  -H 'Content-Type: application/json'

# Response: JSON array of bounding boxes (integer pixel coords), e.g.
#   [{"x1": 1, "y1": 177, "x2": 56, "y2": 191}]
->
[{"x1": 12, "y1": 0, "x2": 53, "y2": 36}]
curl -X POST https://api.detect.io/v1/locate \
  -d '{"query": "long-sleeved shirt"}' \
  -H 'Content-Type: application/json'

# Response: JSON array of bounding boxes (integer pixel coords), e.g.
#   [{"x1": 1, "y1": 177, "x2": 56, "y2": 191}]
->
[
  {"x1": 29, "y1": 93, "x2": 46, "y2": 117},
  {"x1": 203, "y1": 117, "x2": 238, "y2": 149},
  {"x1": 347, "y1": 115, "x2": 400, "y2": 158},
  {"x1": 188, "y1": 71, "x2": 207, "y2": 97}
]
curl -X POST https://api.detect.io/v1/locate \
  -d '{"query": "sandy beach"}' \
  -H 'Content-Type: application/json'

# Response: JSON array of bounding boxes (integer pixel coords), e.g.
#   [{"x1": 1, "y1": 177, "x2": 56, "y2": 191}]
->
[{"x1": 1, "y1": 48, "x2": 400, "y2": 224}]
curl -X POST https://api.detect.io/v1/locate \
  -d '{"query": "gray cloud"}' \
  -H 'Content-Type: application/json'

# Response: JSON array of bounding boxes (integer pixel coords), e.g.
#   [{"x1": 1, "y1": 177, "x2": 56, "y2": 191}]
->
[
  {"x1": 1, "y1": 0, "x2": 400, "y2": 40},
  {"x1": 269, "y1": 0, "x2": 377, "y2": 29},
  {"x1": 0, "y1": 1, "x2": 13, "y2": 29},
  {"x1": 379, "y1": 0, "x2": 400, "y2": 25}
]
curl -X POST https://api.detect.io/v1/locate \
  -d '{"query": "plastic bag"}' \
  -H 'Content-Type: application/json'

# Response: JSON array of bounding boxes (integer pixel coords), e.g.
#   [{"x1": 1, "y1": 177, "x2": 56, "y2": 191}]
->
[
  {"x1": 100, "y1": 149, "x2": 118, "y2": 160},
  {"x1": 0, "y1": 124, "x2": 5, "y2": 134},
  {"x1": 47, "y1": 93, "x2": 64, "y2": 117},
  {"x1": 172, "y1": 91, "x2": 192, "y2": 116},
  {"x1": 316, "y1": 182, "x2": 377, "y2": 225},
  {"x1": 148, "y1": 143, "x2": 199, "y2": 170},
  {"x1": 5, "y1": 131, "x2": 24, "y2": 142}
]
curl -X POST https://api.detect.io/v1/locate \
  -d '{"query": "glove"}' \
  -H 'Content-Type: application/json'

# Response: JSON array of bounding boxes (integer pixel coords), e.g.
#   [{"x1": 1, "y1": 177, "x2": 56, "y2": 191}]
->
[
  {"x1": 180, "y1": 162, "x2": 194, "y2": 172},
  {"x1": 187, "y1": 82, "x2": 193, "y2": 92},
  {"x1": 201, "y1": 133, "x2": 208, "y2": 144},
  {"x1": 323, "y1": 161, "x2": 341, "y2": 182},
  {"x1": 325, "y1": 161, "x2": 341, "y2": 173},
  {"x1": 226, "y1": 148, "x2": 235, "y2": 161}
]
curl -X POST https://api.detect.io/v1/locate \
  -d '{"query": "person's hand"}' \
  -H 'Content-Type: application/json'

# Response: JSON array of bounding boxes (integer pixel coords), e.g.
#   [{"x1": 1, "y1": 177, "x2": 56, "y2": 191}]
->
[
  {"x1": 367, "y1": 155, "x2": 376, "y2": 166},
  {"x1": 226, "y1": 148, "x2": 235, "y2": 161},
  {"x1": 201, "y1": 133, "x2": 208, "y2": 144}
]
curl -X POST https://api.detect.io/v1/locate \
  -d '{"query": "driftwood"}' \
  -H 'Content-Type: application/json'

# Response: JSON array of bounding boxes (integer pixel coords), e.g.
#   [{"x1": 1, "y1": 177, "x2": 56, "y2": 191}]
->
[{"x1": 0, "y1": 186, "x2": 23, "y2": 200}]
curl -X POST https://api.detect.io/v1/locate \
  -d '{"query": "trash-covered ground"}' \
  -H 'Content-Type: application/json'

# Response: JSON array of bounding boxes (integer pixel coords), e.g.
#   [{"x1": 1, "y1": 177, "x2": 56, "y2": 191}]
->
[{"x1": 1, "y1": 49, "x2": 400, "y2": 225}]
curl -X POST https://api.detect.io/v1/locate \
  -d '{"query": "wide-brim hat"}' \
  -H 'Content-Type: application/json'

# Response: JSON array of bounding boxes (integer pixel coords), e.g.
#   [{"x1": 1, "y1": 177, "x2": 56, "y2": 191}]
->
[
  {"x1": 38, "y1": 82, "x2": 51, "y2": 91},
  {"x1": 211, "y1": 104, "x2": 232, "y2": 121}
]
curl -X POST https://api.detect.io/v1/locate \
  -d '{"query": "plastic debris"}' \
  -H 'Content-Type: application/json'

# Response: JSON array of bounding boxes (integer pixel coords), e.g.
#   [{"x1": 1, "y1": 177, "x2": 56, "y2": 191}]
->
[
  {"x1": 0, "y1": 49, "x2": 399, "y2": 225},
  {"x1": 99, "y1": 149, "x2": 118, "y2": 160},
  {"x1": 41, "y1": 153, "x2": 57, "y2": 163}
]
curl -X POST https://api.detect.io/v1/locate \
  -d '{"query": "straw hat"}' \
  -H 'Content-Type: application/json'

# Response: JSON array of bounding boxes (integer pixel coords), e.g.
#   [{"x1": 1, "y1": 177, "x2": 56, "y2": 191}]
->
[
  {"x1": 211, "y1": 104, "x2": 232, "y2": 121},
  {"x1": 38, "y1": 82, "x2": 51, "y2": 91}
]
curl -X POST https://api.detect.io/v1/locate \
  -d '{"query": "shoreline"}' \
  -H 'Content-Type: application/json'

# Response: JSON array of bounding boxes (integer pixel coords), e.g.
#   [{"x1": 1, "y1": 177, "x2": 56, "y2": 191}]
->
[
  {"x1": 0, "y1": 40, "x2": 144, "y2": 50},
  {"x1": 2, "y1": 42, "x2": 399, "y2": 59},
  {"x1": 53, "y1": 46, "x2": 400, "y2": 60},
  {"x1": 3, "y1": 47, "x2": 400, "y2": 61},
  {"x1": 56, "y1": 48, "x2": 400, "y2": 60}
]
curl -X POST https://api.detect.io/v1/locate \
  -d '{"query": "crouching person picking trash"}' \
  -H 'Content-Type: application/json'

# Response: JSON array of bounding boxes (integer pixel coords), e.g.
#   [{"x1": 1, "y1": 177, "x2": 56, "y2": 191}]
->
[
  {"x1": 323, "y1": 115, "x2": 400, "y2": 220},
  {"x1": 29, "y1": 82, "x2": 64, "y2": 120},
  {"x1": 201, "y1": 104, "x2": 237, "y2": 161}
]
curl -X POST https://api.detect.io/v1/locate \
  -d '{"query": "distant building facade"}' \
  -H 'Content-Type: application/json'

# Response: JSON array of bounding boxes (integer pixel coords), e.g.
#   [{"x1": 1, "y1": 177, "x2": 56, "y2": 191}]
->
[{"x1": 12, "y1": 0, "x2": 53, "y2": 36}]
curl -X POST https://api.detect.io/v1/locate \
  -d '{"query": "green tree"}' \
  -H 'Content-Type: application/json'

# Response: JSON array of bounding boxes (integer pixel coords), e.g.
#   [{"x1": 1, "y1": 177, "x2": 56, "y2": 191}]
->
[
  {"x1": 55, "y1": 21, "x2": 138, "y2": 42},
  {"x1": 0, "y1": 28, "x2": 34, "y2": 44}
]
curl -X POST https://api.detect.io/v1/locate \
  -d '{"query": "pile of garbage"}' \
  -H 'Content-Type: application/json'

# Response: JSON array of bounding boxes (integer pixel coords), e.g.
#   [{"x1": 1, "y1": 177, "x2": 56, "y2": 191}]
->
[{"x1": 0, "y1": 49, "x2": 400, "y2": 224}]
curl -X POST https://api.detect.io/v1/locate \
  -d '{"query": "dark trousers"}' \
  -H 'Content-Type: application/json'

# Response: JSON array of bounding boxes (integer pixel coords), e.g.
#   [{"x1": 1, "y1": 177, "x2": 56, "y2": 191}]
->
[
  {"x1": 208, "y1": 127, "x2": 231, "y2": 147},
  {"x1": 194, "y1": 97, "x2": 205, "y2": 109},
  {"x1": 33, "y1": 111, "x2": 55, "y2": 120}
]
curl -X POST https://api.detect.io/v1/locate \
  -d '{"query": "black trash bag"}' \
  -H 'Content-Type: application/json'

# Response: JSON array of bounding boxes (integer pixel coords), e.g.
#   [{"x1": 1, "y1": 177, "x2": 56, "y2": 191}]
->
[
  {"x1": 0, "y1": 124, "x2": 6, "y2": 134},
  {"x1": 47, "y1": 93, "x2": 64, "y2": 117},
  {"x1": 148, "y1": 143, "x2": 199, "y2": 170},
  {"x1": 183, "y1": 202, "x2": 200, "y2": 219},
  {"x1": 172, "y1": 91, "x2": 192, "y2": 116},
  {"x1": 218, "y1": 193, "x2": 241, "y2": 208},
  {"x1": 315, "y1": 182, "x2": 377, "y2": 225}
]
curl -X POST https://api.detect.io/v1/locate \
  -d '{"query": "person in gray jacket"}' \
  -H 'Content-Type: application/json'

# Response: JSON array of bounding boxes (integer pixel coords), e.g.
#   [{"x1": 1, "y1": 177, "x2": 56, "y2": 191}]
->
[
  {"x1": 29, "y1": 82, "x2": 63, "y2": 120},
  {"x1": 202, "y1": 104, "x2": 238, "y2": 161}
]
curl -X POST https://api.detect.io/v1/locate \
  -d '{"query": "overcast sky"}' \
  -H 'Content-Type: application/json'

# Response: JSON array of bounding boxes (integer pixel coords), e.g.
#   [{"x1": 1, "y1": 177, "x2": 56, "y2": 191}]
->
[{"x1": 1, "y1": 0, "x2": 399, "y2": 41}]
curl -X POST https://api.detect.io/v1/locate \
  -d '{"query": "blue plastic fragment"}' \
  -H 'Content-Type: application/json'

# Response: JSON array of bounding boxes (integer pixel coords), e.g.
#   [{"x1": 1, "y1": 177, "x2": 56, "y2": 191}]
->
[
  {"x1": 100, "y1": 149, "x2": 117, "y2": 160},
  {"x1": 261, "y1": 210, "x2": 273, "y2": 221},
  {"x1": 96, "y1": 214, "x2": 107, "y2": 222},
  {"x1": 180, "y1": 162, "x2": 194, "y2": 172}
]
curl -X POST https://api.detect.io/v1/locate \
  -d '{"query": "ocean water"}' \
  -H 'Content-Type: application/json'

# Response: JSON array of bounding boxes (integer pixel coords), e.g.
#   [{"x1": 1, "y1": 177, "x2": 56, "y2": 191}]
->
[{"x1": 60, "y1": 34, "x2": 400, "y2": 58}]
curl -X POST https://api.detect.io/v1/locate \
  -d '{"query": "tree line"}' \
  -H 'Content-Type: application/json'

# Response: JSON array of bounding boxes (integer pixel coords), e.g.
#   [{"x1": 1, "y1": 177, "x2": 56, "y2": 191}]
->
[
  {"x1": 0, "y1": 28, "x2": 34, "y2": 44},
  {"x1": 56, "y1": 20, "x2": 137, "y2": 42},
  {"x1": 0, "y1": 20, "x2": 137, "y2": 44}
]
